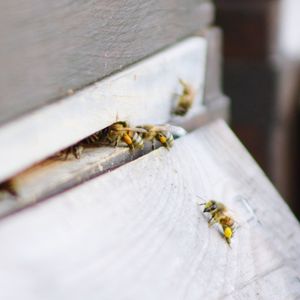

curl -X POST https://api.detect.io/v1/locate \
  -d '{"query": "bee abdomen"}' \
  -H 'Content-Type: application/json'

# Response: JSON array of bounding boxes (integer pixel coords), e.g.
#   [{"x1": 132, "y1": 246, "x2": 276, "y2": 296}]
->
[
  {"x1": 165, "y1": 131, "x2": 174, "y2": 147},
  {"x1": 132, "y1": 132, "x2": 144, "y2": 149},
  {"x1": 84, "y1": 133, "x2": 100, "y2": 144}
]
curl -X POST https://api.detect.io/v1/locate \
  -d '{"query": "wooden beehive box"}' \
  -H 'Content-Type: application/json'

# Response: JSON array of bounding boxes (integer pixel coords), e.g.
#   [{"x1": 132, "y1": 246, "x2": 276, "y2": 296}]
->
[{"x1": 0, "y1": 1, "x2": 299, "y2": 299}]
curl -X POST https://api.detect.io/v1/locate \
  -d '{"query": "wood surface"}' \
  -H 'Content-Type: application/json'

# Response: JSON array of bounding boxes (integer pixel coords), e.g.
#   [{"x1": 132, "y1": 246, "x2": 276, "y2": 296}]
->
[
  {"x1": 0, "y1": 0, "x2": 213, "y2": 126},
  {"x1": 0, "y1": 99, "x2": 229, "y2": 218},
  {"x1": 0, "y1": 145, "x2": 150, "y2": 217},
  {"x1": 0, "y1": 120, "x2": 299, "y2": 299},
  {"x1": 0, "y1": 37, "x2": 207, "y2": 182}
]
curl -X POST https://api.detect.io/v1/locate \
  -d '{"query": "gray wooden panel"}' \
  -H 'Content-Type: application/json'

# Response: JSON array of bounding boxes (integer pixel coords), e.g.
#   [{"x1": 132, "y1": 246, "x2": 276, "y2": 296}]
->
[
  {"x1": 0, "y1": 0, "x2": 213, "y2": 126},
  {"x1": 0, "y1": 120, "x2": 299, "y2": 299}
]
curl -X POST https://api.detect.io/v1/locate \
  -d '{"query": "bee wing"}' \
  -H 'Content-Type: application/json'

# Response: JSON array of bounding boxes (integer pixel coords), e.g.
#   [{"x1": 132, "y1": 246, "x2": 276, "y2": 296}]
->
[
  {"x1": 116, "y1": 127, "x2": 148, "y2": 133},
  {"x1": 128, "y1": 127, "x2": 148, "y2": 133},
  {"x1": 155, "y1": 124, "x2": 187, "y2": 137},
  {"x1": 132, "y1": 124, "x2": 187, "y2": 138},
  {"x1": 136, "y1": 125, "x2": 167, "y2": 132},
  {"x1": 166, "y1": 125, "x2": 187, "y2": 138},
  {"x1": 195, "y1": 195, "x2": 207, "y2": 205},
  {"x1": 177, "y1": 78, "x2": 201, "y2": 95},
  {"x1": 178, "y1": 78, "x2": 188, "y2": 87},
  {"x1": 225, "y1": 207, "x2": 245, "y2": 231}
]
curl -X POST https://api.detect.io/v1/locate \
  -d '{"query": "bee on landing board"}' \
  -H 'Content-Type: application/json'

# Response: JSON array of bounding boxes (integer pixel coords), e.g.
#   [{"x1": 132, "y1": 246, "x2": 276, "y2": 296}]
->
[
  {"x1": 137, "y1": 124, "x2": 175, "y2": 149},
  {"x1": 102, "y1": 121, "x2": 146, "y2": 150},
  {"x1": 59, "y1": 121, "x2": 186, "y2": 160},
  {"x1": 60, "y1": 131, "x2": 102, "y2": 159},
  {"x1": 199, "y1": 198, "x2": 236, "y2": 246},
  {"x1": 59, "y1": 121, "x2": 147, "y2": 159},
  {"x1": 138, "y1": 124, "x2": 187, "y2": 149},
  {"x1": 173, "y1": 79, "x2": 196, "y2": 116}
]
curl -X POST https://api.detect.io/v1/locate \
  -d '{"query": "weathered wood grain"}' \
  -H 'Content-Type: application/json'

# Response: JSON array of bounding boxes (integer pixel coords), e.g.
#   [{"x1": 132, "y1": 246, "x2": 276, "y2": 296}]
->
[
  {"x1": 0, "y1": 37, "x2": 207, "y2": 183},
  {"x1": 0, "y1": 145, "x2": 150, "y2": 217},
  {"x1": 0, "y1": 120, "x2": 299, "y2": 299},
  {"x1": 0, "y1": 0, "x2": 213, "y2": 126},
  {"x1": 0, "y1": 99, "x2": 229, "y2": 218}
]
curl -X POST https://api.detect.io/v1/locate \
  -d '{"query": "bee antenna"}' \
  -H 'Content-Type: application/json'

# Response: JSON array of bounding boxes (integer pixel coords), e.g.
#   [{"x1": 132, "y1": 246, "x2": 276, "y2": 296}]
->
[{"x1": 196, "y1": 195, "x2": 207, "y2": 202}]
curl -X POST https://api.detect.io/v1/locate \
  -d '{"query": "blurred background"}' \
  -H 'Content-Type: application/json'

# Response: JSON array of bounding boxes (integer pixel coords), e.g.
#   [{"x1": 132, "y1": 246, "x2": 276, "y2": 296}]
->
[{"x1": 215, "y1": 0, "x2": 300, "y2": 217}]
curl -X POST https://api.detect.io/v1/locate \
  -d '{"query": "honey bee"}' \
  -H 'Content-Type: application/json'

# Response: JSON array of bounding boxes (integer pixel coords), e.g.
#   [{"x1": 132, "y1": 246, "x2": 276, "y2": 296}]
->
[
  {"x1": 137, "y1": 124, "x2": 175, "y2": 149},
  {"x1": 102, "y1": 121, "x2": 146, "y2": 150},
  {"x1": 173, "y1": 79, "x2": 196, "y2": 116},
  {"x1": 60, "y1": 121, "x2": 146, "y2": 160},
  {"x1": 60, "y1": 132, "x2": 101, "y2": 159},
  {"x1": 199, "y1": 198, "x2": 235, "y2": 246},
  {"x1": 62, "y1": 144, "x2": 84, "y2": 159}
]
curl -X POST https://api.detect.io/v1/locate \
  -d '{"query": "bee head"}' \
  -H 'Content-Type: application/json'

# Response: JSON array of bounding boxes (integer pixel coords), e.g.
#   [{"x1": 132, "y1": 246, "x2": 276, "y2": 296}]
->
[{"x1": 203, "y1": 200, "x2": 217, "y2": 213}]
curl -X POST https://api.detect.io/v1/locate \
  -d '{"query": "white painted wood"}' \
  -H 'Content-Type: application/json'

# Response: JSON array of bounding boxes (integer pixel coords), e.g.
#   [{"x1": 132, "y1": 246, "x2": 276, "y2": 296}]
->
[
  {"x1": 0, "y1": 37, "x2": 207, "y2": 182},
  {"x1": 0, "y1": 120, "x2": 299, "y2": 300}
]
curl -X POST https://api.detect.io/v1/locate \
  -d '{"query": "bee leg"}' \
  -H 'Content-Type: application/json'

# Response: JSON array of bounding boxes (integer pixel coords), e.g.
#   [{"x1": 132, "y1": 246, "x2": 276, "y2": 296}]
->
[
  {"x1": 73, "y1": 145, "x2": 84, "y2": 159},
  {"x1": 128, "y1": 142, "x2": 134, "y2": 150},
  {"x1": 63, "y1": 145, "x2": 83, "y2": 160},
  {"x1": 208, "y1": 218, "x2": 217, "y2": 227},
  {"x1": 225, "y1": 237, "x2": 232, "y2": 247},
  {"x1": 63, "y1": 148, "x2": 70, "y2": 160},
  {"x1": 152, "y1": 140, "x2": 155, "y2": 150},
  {"x1": 114, "y1": 136, "x2": 121, "y2": 147}
]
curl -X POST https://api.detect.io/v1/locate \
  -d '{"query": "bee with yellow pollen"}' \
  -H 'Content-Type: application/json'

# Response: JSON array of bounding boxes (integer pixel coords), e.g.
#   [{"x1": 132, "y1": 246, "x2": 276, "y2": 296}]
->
[{"x1": 198, "y1": 198, "x2": 236, "y2": 246}]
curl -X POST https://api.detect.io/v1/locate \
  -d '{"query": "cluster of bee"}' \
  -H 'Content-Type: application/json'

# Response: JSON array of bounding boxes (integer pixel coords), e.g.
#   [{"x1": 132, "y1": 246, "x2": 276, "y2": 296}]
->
[
  {"x1": 199, "y1": 198, "x2": 236, "y2": 246},
  {"x1": 63, "y1": 121, "x2": 186, "y2": 159},
  {"x1": 61, "y1": 78, "x2": 196, "y2": 159}
]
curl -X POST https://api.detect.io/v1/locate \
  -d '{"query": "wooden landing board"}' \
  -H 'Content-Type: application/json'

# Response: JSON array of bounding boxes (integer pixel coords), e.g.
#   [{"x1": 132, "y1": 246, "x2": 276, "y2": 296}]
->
[
  {"x1": 0, "y1": 0, "x2": 213, "y2": 126},
  {"x1": 0, "y1": 120, "x2": 299, "y2": 299},
  {"x1": 0, "y1": 37, "x2": 207, "y2": 182},
  {"x1": 0, "y1": 146, "x2": 148, "y2": 217}
]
